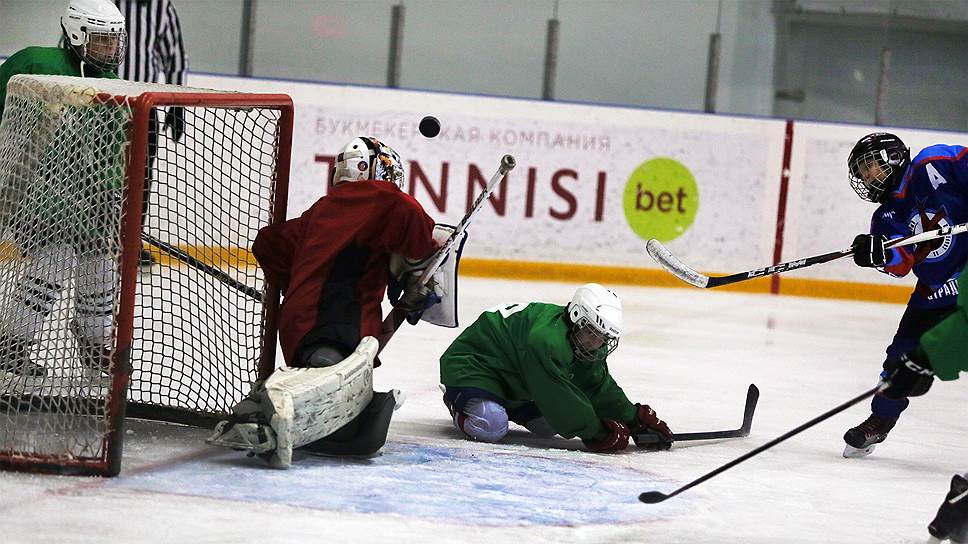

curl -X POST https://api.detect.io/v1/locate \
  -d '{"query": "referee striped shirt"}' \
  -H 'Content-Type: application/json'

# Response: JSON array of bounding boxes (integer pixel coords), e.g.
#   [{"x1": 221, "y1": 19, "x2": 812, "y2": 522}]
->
[{"x1": 114, "y1": 0, "x2": 187, "y2": 85}]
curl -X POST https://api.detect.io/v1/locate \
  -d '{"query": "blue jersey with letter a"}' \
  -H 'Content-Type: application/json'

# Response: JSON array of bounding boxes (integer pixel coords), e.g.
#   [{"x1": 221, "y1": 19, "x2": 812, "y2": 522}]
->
[{"x1": 870, "y1": 144, "x2": 968, "y2": 308}]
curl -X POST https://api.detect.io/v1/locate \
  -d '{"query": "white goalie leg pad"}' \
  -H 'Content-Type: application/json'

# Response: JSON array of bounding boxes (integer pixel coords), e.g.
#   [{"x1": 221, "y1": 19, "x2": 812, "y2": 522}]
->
[{"x1": 265, "y1": 336, "x2": 377, "y2": 468}]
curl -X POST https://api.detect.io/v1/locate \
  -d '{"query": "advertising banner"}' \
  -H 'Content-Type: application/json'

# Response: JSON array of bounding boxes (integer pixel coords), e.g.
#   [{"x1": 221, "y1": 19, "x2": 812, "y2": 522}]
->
[{"x1": 190, "y1": 74, "x2": 787, "y2": 277}]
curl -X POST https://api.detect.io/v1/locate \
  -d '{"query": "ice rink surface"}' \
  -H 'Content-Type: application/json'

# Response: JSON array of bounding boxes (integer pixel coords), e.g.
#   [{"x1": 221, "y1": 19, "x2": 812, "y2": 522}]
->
[{"x1": 0, "y1": 276, "x2": 964, "y2": 543}]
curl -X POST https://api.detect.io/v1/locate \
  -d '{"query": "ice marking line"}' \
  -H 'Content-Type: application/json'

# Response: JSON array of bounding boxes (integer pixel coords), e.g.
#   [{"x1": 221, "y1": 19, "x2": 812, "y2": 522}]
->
[{"x1": 112, "y1": 442, "x2": 691, "y2": 526}]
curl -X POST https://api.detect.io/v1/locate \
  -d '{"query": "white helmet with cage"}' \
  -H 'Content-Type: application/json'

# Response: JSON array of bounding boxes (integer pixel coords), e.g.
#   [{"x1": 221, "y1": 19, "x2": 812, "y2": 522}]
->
[
  {"x1": 332, "y1": 137, "x2": 405, "y2": 190},
  {"x1": 566, "y1": 283, "x2": 622, "y2": 362},
  {"x1": 61, "y1": 0, "x2": 127, "y2": 72}
]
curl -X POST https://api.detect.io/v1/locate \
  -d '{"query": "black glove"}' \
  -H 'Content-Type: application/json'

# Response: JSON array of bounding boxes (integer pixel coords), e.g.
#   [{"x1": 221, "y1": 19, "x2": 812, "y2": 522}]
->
[
  {"x1": 852, "y1": 234, "x2": 887, "y2": 268},
  {"x1": 882, "y1": 349, "x2": 934, "y2": 399},
  {"x1": 165, "y1": 107, "x2": 185, "y2": 143}
]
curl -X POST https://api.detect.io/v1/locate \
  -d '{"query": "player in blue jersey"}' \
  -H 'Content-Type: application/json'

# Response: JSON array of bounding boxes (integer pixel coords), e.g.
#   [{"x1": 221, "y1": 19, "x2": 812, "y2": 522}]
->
[{"x1": 842, "y1": 132, "x2": 968, "y2": 458}]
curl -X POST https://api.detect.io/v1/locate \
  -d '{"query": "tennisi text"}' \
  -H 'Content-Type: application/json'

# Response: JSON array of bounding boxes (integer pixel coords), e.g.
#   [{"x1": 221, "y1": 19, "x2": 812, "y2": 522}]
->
[{"x1": 315, "y1": 156, "x2": 609, "y2": 222}]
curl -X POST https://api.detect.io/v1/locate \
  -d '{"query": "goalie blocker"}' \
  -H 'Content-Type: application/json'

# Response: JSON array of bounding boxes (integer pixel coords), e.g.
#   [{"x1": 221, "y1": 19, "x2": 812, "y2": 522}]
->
[{"x1": 207, "y1": 337, "x2": 402, "y2": 467}]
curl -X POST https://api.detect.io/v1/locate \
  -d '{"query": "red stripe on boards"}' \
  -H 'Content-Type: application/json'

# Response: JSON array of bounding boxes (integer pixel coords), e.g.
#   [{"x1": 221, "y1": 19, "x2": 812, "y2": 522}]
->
[{"x1": 771, "y1": 120, "x2": 795, "y2": 295}]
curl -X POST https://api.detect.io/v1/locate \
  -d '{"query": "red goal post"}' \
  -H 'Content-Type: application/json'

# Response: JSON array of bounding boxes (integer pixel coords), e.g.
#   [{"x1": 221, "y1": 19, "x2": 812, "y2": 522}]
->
[{"x1": 0, "y1": 75, "x2": 293, "y2": 476}]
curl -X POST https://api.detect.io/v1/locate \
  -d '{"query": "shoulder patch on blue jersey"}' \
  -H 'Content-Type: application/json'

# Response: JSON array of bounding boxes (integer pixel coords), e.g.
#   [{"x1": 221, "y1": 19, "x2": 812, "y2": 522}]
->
[{"x1": 913, "y1": 144, "x2": 966, "y2": 166}]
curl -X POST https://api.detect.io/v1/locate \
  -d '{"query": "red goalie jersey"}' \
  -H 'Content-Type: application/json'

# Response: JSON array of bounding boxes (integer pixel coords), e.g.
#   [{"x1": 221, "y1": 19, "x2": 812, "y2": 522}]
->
[{"x1": 253, "y1": 138, "x2": 437, "y2": 365}]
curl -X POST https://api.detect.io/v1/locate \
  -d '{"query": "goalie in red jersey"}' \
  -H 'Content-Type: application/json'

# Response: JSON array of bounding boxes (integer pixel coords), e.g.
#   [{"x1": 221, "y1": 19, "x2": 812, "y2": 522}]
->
[
  {"x1": 254, "y1": 136, "x2": 441, "y2": 368},
  {"x1": 208, "y1": 136, "x2": 460, "y2": 466}
]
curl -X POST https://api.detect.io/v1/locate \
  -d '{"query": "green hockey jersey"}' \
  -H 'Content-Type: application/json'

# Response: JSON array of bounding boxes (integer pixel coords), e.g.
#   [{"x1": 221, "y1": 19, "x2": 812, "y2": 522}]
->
[
  {"x1": 0, "y1": 46, "x2": 118, "y2": 120},
  {"x1": 920, "y1": 270, "x2": 968, "y2": 381},
  {"x1": 0, "y1": 47, "x2": 125, "y2": 251},
  {"x1": 439, "y1": 302, "x2": 637, "y2": 441}
]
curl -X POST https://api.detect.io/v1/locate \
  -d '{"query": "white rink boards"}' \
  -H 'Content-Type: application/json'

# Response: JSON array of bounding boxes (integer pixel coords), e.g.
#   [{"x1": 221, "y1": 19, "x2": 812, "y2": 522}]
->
[{"x1": 0, "y1": 276, "x2": 964, "y2": 544}]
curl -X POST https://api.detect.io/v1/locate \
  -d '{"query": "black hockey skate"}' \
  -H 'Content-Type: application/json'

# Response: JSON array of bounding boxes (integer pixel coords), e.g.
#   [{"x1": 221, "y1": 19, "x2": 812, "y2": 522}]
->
[
  {"x1": 929, "y1": 474, "x2": 968, "y2": 543},
  {"x1": 0, "y1": 335, "x2": 45, "y2": 377},
  {"x1": 842, "y1": 414, "x2": 897, "y2": 458}
]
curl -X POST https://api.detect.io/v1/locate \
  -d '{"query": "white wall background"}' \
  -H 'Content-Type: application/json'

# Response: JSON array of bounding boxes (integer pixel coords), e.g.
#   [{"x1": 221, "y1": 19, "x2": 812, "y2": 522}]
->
[
  {"x1": 0, "y1": 0, "x2": 776, "y2": 116},
  {"x1": 4, "y1": 1, "x2": 968, "y2": 131}
]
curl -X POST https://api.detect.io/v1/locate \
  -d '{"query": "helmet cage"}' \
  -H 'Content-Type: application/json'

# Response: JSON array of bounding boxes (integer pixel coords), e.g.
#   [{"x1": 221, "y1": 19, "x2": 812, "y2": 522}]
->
[
  {"x1": 79, "y1": 30, "x2": 127, "y2": 71},
  {"x1": 568, "y1": 316, "x2": 619, "y2": 362},
  {"x1": 847, "y1": 134, "x2": 909, "y2": 202}
]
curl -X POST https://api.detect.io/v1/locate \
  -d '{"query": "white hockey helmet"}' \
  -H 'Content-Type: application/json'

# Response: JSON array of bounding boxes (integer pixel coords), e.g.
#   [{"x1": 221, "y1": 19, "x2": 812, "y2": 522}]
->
[
  {"x1": 566, "y1": 283, "x2": 622, "y2": 362},
  {"x1": 61, "y1": 0, "x2": 127, "y2": 72},
  {"x1": 332, "y1": 137, "x2": 405, "y2": 190}
]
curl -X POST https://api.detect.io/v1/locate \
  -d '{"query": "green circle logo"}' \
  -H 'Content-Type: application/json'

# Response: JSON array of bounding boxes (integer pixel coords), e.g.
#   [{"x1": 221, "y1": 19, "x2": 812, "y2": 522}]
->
[{"x1": 623, "y1": 158, "x2": 699, "y2": 242}]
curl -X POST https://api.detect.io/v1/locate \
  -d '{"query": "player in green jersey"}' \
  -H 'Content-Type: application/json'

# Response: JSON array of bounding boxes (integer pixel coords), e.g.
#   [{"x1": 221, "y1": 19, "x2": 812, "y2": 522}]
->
[
  {"x1": 0, "y1": 0, "x2": 126, "y2": 377},
  {"x1": 879, "y1": 265, "x2": 968, "y2": 542},
  {"x1": 439, "y1": 283, "x2": 673, "y2": 453}
]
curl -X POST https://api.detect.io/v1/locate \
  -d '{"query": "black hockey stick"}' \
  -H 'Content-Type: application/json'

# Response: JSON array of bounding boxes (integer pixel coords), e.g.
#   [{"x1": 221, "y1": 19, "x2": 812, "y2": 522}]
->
[
  {"x1": 141, "y1": 233, "x2": 263, "y2": 300},
  {"x1": 647, "y1": 220, "x2": 968, "y2": 289},
  {"x1": 638, "y1": 383, "x2": 885, "y2": 504},
  {"x1": 376, "y1": 154, "x2": 516, "y2": 353},
  {"x1": 634, "y1": 384, "x2": 758, "y2": 445}
]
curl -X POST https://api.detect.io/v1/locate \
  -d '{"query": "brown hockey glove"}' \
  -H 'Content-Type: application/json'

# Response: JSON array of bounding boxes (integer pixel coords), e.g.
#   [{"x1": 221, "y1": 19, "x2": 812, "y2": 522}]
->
[
  {"x1": 630, "y1": 404, "x2": 673, "y2": 450},
  {"x1": 582, "y1": 419, "x2": 630, "y2": 453}
]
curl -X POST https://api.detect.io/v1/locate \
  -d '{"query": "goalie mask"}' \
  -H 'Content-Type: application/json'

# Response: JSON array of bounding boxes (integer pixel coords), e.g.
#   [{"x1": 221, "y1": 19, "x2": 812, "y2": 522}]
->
[
  {"x1": 61, "y1": 0, "x2": 128, "y2": 72},
  {"x1": 848, "y1": 132, "x2": 910, "y2": 203},
  {"x1": 332, "y1": 137, "x2": 405, "y2": 190},
  {"x1": 566, "y1": 283, "x2": 622, "y2": 362}
]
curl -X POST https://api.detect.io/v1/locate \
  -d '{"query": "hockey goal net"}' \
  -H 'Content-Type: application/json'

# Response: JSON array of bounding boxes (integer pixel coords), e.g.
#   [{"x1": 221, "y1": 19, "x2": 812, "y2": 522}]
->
[{"x1": 0, "y1": 75, "x2": 292, "y2": 476}]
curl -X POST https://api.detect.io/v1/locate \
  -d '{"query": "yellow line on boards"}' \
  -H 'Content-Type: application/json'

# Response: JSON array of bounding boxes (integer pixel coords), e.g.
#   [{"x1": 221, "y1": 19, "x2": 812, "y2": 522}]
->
[
  {"x1": 137, "y1": 247, "x2": 911, "y2": 305},
  {"x1": 458, "y1": 258, "x2": 912, "y2": 304}
]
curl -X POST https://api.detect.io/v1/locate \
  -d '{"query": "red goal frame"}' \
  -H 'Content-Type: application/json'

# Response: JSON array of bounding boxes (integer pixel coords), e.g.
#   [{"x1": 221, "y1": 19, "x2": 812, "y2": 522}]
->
[{"x1": 0, "y1": 90, "x2": 293, "y2": 477}]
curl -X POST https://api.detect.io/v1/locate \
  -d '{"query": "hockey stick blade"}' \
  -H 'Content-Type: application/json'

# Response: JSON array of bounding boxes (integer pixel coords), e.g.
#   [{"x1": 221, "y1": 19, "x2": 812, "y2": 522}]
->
[
  {"x1": 634, "y1": 384, "x2": 758, "y2": 445},
  {"x1": 646, "y1": 220, "x2": 968, "y2": 289},
  {"x1": 646, "y1": 239, "x2": 709, "y2": 288},
  {"x1": 639, "y1": 491, "x2": 670, "y2": 504}
]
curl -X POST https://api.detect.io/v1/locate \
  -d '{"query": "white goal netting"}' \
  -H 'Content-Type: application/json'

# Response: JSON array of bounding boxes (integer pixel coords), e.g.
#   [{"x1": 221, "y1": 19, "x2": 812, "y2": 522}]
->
[{"x1": 0, "y1": 75, "x2": 289, "y2": 474}]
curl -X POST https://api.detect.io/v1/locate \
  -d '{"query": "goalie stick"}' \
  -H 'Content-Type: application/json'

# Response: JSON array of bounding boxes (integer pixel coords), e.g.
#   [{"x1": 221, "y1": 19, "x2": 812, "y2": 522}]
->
[
  {"x1": 634, "y1": 384, "x2": 758, "y2": 446},
  {"x1": 638, "y1": 382, "x2": 885, "y2": 504},
  {"x1": 648, "y1": 220, "x2": 968, "y2": 289},
  {"x1": 377, "y1": 154, "x2": 517, "y2": 352}
]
